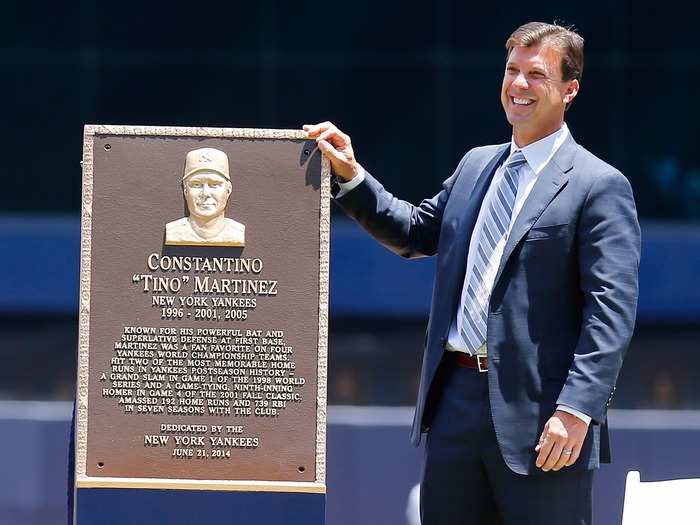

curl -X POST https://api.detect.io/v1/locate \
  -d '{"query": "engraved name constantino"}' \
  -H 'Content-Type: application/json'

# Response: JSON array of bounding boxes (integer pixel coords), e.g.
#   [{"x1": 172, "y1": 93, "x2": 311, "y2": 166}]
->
[{"x1": 147, "y1": 253, "x2": 263, "y2": 274}]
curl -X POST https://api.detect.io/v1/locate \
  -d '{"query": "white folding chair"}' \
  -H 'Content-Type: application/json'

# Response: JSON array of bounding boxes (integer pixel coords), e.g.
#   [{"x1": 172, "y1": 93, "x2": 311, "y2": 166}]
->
[
  {"x1": 621, "y1": 470, "x2": 700, "y2": 524},
  {"x1": 406, "y1": 483, "x2": 421, "y2": 525}
]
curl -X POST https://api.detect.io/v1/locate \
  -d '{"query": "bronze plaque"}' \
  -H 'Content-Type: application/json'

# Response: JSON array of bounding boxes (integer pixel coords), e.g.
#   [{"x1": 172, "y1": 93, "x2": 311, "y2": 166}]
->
[{"x1": 75, "y1": 126, "x2": 329, "y2": 493}]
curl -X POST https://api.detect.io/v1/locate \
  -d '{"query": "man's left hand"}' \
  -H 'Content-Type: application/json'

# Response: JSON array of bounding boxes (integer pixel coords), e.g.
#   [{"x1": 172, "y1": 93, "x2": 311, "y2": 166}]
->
[{"x1": 535, "y1": 410, "x2": 589, "y2": 471}]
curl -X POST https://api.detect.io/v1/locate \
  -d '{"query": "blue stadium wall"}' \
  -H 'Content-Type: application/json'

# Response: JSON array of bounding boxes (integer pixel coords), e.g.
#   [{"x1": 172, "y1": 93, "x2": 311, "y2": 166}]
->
[{"x1": 1, "y1": 216, "x2": 699, "y2": 321}]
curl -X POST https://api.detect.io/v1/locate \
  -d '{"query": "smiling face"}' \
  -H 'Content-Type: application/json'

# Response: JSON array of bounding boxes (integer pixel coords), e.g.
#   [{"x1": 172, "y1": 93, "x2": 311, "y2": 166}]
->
[
  {"x1": 501, "y1": 44, "x2": 579, "y2": 146},
  {"x1": 183, "y1": 171, "x2": 232, "y2": 221}
]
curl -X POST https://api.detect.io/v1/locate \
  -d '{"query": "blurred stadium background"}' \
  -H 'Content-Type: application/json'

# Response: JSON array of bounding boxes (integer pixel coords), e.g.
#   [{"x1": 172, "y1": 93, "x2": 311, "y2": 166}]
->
[{"x1": 1, "y1": 1, "x2": 699, "y2": 524}]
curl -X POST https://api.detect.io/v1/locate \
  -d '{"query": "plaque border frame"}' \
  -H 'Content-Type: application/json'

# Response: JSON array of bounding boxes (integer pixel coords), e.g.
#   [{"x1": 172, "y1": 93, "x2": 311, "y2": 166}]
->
[{"x1": 76, "y1": 125, "x2": 330, "y2": 494}]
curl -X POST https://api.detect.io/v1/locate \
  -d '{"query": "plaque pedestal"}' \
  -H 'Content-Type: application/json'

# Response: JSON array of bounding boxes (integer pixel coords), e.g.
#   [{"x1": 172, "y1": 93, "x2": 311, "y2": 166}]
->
[{"x1": 74, "y1": 489, "x2": 325, "y2": 525}]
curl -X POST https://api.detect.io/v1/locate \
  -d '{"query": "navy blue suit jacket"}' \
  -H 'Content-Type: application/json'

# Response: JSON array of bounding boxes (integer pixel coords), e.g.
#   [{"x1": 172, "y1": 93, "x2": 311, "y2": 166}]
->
[{"x1": 335, "y1": 134, "x2": 641, "y2": 475}]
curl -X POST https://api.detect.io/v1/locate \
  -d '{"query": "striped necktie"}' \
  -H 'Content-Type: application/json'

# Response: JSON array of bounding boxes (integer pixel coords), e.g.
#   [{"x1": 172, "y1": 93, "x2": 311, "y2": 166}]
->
[{"x1": 458, "y1": 150, "x2": 527, "y2": 354}]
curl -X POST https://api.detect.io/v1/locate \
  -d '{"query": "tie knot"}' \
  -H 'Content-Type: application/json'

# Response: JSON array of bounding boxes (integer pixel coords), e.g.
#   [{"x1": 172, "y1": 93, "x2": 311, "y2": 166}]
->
[{"x1": 505, "y1": 150, "x2": 527, "y2": 170}]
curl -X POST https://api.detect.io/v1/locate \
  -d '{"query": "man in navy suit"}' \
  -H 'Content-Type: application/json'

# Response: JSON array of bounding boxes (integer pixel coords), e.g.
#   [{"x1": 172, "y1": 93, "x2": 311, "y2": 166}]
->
[{"x1": 306, "y1": 21, "x2": 640, "y2": 524}]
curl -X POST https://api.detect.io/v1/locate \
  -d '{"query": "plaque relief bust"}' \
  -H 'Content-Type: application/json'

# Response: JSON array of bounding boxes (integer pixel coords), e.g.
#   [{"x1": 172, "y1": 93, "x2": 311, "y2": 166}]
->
[{"x1": 165, "y1": 148, "x2": 245, "y2": 247}]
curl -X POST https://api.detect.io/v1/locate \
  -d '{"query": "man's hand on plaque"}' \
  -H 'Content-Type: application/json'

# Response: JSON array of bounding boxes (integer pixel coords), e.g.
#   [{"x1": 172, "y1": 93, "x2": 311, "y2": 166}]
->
[
  {"x1": 303, "y1": 122, "x2": 361, "y2": 182},
  {"x1": 534, "y1": 409, "x2": 588, "y2": 472}
]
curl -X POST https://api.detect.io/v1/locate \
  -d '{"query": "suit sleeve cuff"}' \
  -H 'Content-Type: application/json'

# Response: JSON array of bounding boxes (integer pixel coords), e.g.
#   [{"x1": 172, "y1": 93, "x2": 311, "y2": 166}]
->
[
  {"x1": 335, "y1": 168, "x2": 366, "y2": 198},
  {"x1": 557, "y1": 405, "x2": 592, "y2": 426}
]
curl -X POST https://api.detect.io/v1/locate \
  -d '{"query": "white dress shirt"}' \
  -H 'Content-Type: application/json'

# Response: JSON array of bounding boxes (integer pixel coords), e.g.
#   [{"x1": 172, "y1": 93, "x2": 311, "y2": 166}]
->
[{"x1": 338, "y1": 123, "x2": 590, "y2": 425}]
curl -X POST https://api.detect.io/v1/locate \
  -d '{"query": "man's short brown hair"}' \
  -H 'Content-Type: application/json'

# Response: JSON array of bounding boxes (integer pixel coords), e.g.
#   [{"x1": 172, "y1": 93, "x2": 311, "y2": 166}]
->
[{"x1": 505, "y1": 22, "x2": 585, "y2": 83}]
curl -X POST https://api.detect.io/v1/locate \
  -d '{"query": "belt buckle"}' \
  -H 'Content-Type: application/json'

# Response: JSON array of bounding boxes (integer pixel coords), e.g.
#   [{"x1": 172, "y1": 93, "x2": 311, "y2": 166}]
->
[{"x1": 477, "y1": 355, "x2": 488, "y2": 373}]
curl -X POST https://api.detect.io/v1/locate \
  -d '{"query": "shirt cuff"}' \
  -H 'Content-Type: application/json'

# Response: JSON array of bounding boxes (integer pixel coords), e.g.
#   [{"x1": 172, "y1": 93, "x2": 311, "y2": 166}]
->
[
  {"x1": 336, "y1": 168, "x2": 366, "y2": 198},
  {"x1": 557, "y1": 405, "x2": 592, "y2": 426}
]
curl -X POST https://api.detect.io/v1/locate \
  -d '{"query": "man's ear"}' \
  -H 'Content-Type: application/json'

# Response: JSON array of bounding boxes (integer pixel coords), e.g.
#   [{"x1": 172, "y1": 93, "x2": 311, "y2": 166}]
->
[{"x1": 563, "y1": 79, "x2": 579, "y2": 106}]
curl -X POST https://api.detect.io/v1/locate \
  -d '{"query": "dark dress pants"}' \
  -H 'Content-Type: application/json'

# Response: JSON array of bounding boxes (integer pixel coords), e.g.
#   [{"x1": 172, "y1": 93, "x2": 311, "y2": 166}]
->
[{"x1": 420, "y1": 357, "x2": 593, "y2": 525}]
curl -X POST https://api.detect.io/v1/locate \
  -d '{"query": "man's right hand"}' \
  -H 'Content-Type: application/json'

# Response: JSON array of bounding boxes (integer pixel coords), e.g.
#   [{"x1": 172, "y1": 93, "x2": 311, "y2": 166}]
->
[{"x1": 303, "y1": 121, "x2": 361, "y2": 182}]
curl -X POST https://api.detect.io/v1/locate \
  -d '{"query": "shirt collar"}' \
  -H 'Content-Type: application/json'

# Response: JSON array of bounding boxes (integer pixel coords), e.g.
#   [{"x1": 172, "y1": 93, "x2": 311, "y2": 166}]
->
[{"x1": 509, "y1": 123, "x2": 570, "y2": 175}]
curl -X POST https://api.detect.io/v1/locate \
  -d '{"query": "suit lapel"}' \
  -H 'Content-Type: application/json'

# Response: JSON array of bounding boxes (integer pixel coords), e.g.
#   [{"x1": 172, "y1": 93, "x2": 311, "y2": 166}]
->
[
  {"x1": 447, "y1": 144, "x2": 510, "y2": 254},
  {"x1": 441, "y1": 144, "x2": 510, "y2": 320},
  {"x1": 457, "y1": 145, "x2": 510, "y2": 211},
  {"x1": 454, "y1": 144, "x2": 510, "y2": 253},
  {"x1": 493, "y1": 135, "x2": 578, "y2": 286}
]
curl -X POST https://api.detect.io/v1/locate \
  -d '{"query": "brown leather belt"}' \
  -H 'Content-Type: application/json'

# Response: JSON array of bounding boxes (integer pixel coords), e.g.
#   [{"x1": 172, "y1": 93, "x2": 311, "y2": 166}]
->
[{"x1": 449, "y1": 351, "x2": 488, "y2": 372}]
